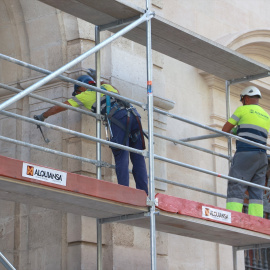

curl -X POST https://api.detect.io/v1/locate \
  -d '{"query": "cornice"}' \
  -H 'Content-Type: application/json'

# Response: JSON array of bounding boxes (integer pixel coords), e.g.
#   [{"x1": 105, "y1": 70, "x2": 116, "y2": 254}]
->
[
  {"x1": 19, "y1": 76, "x2": 69, "y2": 90},
  {"x1": 153, "y1": 95, "x2": 175, "y2": 111},
  {"x1": 210, "y1": 113, "x2": 226, "y2": 123}
]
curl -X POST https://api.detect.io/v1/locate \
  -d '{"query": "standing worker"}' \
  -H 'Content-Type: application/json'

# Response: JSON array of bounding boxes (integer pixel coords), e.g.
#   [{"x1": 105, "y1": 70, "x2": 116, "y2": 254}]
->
[
  {"x1": 34, "y1": 72, "x2": 148, "y2": 194},
  {"x1": 222, "y1": 86, "x2": 270, "y2": 217}
]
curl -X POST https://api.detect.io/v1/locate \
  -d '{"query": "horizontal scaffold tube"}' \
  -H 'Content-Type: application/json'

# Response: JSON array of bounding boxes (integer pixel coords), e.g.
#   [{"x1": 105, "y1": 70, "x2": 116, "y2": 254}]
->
[
  {"x1": 179, "y1": 133, "x2": 223, "y2": 142},
  {"x1": 0, "y1": 82, "x2": 230, "y2": 161},
  {"x1": 154, "y1": 107, "x2": 270, "y2": 152},
  {"x1": 0, "y1": 83, "x2": 98, "y2": 118},
  {"x1": 155, "y1": 154, "x2": 270, "y2": 192},
  {"x1": 0, "y1": 54, "x2": 145, "y2": 109},
  {"x1": 99, "y1": 212, "x2": 149, "y2": 224},
  {"x1": 0, "y1": 135, "x2": 101, "y2": 166},
  {"x1": 91, "y1": 158, "x2": 224, "y2": 198},
  {"x1": 98, "y1": 15, "x2": 141, "y2": 32},
  {"x1": 229, "y1": 71, "x2": 270, "y2": 85},
  {"x1": 0, "y1": 12, "x2": 152, "y2": 111},
  {"x1": 0, "y1": 133, "x2": 223, "y2": 199},
  {"x1": 154, "y1": 176, "x2": 226, "y2": 199},
  {"x1": 145, "y1": 130, "x2": 229, "y2": 160},
  {"x1": 0, "y1": 110, "x2": 147, "y2": 157}
]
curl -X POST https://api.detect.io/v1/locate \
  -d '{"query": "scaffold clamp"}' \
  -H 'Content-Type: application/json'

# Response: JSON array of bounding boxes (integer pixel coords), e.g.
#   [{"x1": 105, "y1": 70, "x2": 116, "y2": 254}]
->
[{"x1": 146, "y1": 197, "x2": 158, "y2": 207}]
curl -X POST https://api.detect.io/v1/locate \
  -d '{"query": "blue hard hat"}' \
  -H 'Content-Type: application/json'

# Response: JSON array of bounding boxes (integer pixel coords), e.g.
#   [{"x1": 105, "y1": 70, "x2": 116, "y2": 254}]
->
[{"x1": 74, "y1": 75, "x2": 96, "y2": 91}]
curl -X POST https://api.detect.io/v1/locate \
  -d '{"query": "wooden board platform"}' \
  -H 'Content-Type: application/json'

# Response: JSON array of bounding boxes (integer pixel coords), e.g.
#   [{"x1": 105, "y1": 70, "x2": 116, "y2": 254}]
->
[
  {"x1": 156, "y1": 193, "x2": 270, "y2": 236},
  {"x1": 0, "y1": 155, "x2": 148, "y2": 218},
  {"x1": 0, "y1": 155, "x2": 270, "y2": 248},
  {"x1": 121, "y1": 210, "x2": 270, "y2": 248},
  {"x1": 38, "y1": 0, "x2": 270, "y2": 81}
]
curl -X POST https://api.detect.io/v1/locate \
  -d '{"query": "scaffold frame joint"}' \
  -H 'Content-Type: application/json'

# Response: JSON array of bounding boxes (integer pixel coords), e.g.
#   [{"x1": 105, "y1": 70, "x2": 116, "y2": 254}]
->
[{"x1": 146, "y1": 197, "x2": 158, "y2": 207}]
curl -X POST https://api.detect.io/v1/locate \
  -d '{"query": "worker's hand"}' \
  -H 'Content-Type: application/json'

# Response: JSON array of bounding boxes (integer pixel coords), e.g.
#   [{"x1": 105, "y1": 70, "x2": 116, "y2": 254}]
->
[
  {"x1": 34, "y1": 113, "x2": 45, "y2": 122},
  {"x1": 87, "y1": 68, "x2": 96, "y2": 80}
]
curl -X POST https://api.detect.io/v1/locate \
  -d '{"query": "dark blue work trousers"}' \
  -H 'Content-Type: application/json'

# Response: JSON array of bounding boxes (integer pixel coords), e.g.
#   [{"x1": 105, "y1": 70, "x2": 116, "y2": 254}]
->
[{"x1": 110, "y1": 108, "x2": 148, "y2": 194}]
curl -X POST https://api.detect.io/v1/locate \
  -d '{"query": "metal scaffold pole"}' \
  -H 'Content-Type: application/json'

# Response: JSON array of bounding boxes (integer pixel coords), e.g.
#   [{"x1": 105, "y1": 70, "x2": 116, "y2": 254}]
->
[
  {"x1": 226, "y1": 81, "x2": 236, "y2": 269},
  {"x1": 97, "y1": 219, "x2": 102, "y2": 270},
  {"x1": 95, "y1": 26, "x2": 102, "y2": 180},
  {"x1": 226, "y1": 81, "x2": 232, "y2": 163},
  {"x1": 146, "y1": 0, "x2": 156, "y2": 269},
  {"x1": 95, "y1": 25, "x2": 103, "y2": 270},
  {"x1": 233, "y1": 247, "x2": 237, "y2": 270}
]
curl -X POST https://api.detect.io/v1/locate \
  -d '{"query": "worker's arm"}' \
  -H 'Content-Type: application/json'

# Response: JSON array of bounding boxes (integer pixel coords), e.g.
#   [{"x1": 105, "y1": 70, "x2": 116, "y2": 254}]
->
[
  {"x1": 222, "y1": 121, "x2": 235, "y2": 133},
  {"x1": 35, "y1": 100, "x2": 71, "y2": 121},
  {"x1": 43, "y1": 100, "x2": 71, "y2": 118}
]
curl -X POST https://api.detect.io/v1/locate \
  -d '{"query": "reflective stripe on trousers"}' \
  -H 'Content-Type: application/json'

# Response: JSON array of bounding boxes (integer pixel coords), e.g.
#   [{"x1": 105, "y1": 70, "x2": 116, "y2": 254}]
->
[{"x1": 226, "y1": 202, "x2": 263, "y2": 217}]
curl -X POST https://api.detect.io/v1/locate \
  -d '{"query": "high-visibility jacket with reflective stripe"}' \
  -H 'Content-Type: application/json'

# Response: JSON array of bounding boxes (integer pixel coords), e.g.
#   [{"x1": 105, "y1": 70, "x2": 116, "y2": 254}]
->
[
  {"x1": 228, "y1": 105, "x2": 270, "y2": 152},
  {"x1": 68, "y1": 84, "x2": 119, "y2": 113}
]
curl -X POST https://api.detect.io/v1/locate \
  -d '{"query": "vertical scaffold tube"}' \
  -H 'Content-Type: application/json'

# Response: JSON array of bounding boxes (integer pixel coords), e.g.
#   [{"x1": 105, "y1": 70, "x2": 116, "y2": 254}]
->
[
  {"x1": 96, "y1": 26, "x2": 102, "y2": 270},
  {"x1": 97, "y1": 219, "x2": 102, "y2": 270},
  {"x1": 146, "y1": 1, "x2": 156, "y2": 269},
  {"x1": 226, "y1": 81, "x2": 232, "y2": 164},
  {"x1": 95, "y1": 26, "x2": 102, "y2": 180},
  {"x1": 233, "y1": 247, "x2": 238, "y2": 270}
]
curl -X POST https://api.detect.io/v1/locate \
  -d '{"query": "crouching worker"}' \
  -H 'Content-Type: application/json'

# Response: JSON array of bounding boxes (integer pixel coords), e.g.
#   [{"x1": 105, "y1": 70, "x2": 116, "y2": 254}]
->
[
  {"x1": 222, "y1": 86, "x2": 270, "y2": 217},
  {"x1": 34, "y1": 73, "x2": 148, "y2": 194}
]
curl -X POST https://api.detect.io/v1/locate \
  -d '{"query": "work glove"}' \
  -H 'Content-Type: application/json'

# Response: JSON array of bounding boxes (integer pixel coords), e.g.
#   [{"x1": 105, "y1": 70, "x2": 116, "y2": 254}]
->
[
  {"x1": 87, "y1": 68, "x2": 96, "y2": 81},
  {"x1": 230, "y1": 126, "x2": 238, "y2": 135},
  {"x1": 34, "y1": 113, "x2": 45, "y2": 122}
]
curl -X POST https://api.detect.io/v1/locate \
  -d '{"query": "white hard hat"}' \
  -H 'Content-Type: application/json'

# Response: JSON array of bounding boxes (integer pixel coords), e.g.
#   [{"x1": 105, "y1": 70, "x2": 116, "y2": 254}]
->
[{"x1": 240, "y1": 86, "x2": 262, "y2": 101}]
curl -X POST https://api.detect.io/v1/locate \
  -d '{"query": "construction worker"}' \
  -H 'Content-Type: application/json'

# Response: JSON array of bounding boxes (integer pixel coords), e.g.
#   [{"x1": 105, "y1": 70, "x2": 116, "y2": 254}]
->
[
  {"x1": 222, "y1": 86, "x2": 270, "y2": 217},
  {"x1": 34, "y1": 73, "x2": 148, "y2": 194}
]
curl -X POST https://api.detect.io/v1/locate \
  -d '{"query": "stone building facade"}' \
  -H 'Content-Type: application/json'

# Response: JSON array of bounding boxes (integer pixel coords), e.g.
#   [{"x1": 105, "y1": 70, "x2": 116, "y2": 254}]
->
[{"x1": 1, "y1": 0, "x2": 270, "y2": 269}]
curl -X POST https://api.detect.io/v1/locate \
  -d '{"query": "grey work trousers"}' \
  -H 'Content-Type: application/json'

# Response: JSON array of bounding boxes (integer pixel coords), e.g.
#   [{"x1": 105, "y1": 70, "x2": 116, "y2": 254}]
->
[{"x1": 227, "y1": 151, "x2": 268, "y2": 204}]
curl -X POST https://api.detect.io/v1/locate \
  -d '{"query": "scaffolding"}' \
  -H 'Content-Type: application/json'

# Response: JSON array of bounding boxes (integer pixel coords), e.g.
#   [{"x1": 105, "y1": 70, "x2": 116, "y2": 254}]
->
[{"x1": 1, "y1": 0, "x2": 270, "y2": 270}]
